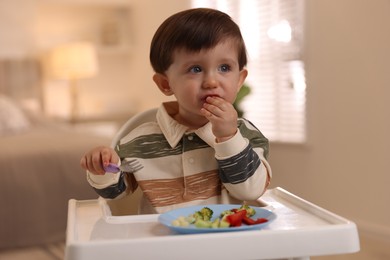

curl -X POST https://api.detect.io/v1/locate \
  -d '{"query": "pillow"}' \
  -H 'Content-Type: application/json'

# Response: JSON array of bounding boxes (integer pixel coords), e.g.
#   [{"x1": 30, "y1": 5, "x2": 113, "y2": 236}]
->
[{"x1": 0, "y1": 95, "x2": 30, "y2": 135}]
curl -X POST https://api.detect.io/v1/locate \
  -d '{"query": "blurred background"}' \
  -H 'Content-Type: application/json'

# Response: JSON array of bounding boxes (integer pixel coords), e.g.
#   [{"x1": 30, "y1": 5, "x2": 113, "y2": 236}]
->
[{"x1": 0, "y1": 0, "x2": 389, "y2": 259}]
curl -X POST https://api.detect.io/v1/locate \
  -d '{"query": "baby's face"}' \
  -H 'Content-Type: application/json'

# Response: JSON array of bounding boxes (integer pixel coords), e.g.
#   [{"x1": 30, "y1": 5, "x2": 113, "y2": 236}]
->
[{"x1": 165, "y1": 39, "x2": 247, "y2": 119}]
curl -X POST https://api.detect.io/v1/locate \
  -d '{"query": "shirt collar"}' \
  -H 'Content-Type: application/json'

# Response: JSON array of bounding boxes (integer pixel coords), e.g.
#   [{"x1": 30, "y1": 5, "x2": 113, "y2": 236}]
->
[{"x1": 157, "y1": 102, "x2": 215, "y2": 148}]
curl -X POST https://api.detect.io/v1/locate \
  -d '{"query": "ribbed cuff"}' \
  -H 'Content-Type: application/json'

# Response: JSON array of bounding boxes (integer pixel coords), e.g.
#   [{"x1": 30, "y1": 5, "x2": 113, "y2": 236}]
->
[{"x1": 214, "y1": 130, "x2": 248, "y2": 159}]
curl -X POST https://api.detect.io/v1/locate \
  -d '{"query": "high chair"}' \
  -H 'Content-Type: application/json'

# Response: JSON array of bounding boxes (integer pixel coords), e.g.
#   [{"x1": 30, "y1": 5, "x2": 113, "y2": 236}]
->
[
  {"x1": 105, "y1": 108, "x2": 158, "y2": 216},
  {"x1": 110, "y1": 107, "x2": 158, "y2": 148}
]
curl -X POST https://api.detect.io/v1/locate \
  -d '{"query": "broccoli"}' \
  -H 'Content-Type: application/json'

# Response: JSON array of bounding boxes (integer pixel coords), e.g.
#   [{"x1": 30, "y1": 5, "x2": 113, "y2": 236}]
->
[
  {"x1": 239, "y1": 204, "x2": 256, "y2": 217},
  {"x1": 219, "y1": 209, "x2": 234, "y2": 218},
  {"x1": 200, "y1": 207, "x2": 213, "y2": 220},
  {"x1": 190, "y1": 207, "x2": 214, "y2": 222},
  {"x1": 193, "y1": 211, "x2": 204, "y2": 221}
]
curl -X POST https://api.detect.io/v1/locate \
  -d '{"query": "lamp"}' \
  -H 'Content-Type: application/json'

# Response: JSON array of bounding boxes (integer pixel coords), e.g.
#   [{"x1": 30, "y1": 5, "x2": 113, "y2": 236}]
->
[{"x1": 47, "y1": 42, "x2": 98, "y2": 122}]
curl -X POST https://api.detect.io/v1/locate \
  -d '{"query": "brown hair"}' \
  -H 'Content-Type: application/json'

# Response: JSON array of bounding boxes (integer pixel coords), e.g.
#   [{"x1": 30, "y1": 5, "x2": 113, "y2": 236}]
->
[{"x1": 150, "y1": 8, "x2": 247, "y2": 73}]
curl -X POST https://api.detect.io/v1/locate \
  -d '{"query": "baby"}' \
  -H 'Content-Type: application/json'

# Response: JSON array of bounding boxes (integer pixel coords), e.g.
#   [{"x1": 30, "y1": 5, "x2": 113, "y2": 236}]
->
[{"x1": 80, "y1": 8, "x2": 271, "y2": 214}]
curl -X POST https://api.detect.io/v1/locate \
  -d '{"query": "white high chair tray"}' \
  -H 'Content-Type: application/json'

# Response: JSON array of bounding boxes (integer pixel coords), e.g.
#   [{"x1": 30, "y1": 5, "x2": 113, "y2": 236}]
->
[{"x1": 65, "y1": 187, "x2": 359, "y2": 260}]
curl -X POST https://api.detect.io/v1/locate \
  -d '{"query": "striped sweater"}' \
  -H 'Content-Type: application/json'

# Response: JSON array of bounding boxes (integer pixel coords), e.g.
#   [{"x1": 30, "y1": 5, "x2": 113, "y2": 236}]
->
[{"x1": 87, "y1": 102, "x2": 271, "y2": 214}]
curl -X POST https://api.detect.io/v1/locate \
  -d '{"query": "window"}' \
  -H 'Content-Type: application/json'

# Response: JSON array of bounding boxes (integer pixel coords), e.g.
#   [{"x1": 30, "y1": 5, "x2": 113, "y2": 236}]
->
[{"x1": 192, "y1": 0, "x2": 306, "y2": 143}]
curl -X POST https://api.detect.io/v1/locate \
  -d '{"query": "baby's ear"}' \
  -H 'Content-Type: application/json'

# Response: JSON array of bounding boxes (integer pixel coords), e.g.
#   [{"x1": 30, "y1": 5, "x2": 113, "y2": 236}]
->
[
  {"x1": 238, "y1": 68, "x2": 248, "y2": 91},
  {"x1": 153, "y1": 73, "x2": 173, "y2": 96}
]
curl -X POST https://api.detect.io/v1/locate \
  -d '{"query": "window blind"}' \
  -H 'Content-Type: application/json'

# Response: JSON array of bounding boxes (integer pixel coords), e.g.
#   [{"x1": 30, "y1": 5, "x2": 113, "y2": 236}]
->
[{"x1": 192, "y1": 0, "x2": 306, "y2": 143}]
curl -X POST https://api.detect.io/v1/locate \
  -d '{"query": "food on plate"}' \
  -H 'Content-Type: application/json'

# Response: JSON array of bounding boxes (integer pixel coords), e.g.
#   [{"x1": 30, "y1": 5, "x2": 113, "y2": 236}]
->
[
  {"x1": 191, "y1": 206, "x2": 214, "y2": 222},
  {"x1": 171, "y1": 205, "x2": 268, "y2": 228}
]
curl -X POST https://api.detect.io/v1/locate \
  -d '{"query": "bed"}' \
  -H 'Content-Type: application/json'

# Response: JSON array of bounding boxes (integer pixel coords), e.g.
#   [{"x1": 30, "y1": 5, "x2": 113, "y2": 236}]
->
[{"x1": 0, "y1": 82, "x2": 108, "y2": 249}]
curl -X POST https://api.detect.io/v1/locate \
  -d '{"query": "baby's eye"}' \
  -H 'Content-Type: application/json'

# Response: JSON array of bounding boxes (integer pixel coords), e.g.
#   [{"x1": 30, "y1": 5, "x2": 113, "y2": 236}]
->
[
  {"x1": 189, "y1": 66, "x2": 202, "y2": 73},
  {"x1": 219, "y1": 64, "x2": 231, "y2": 72}
]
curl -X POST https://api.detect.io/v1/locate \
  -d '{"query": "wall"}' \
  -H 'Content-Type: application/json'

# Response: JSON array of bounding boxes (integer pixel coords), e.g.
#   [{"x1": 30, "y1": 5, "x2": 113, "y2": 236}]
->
[
  {"x1": 121, "y1": 0, "x2": 190, "y2": 112},
  {"x1": 269, "y1": 0, "x2": 390, "y2": 239}
]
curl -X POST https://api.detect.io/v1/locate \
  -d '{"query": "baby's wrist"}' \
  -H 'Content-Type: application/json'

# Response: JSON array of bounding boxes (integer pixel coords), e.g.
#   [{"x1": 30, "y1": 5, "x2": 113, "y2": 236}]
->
[
  {"x1": 214, "y1": 130, "x2": 248, "y2": 159},
  {"x1": 216, "y1": 130, "x2": 237, "y2": 143}
]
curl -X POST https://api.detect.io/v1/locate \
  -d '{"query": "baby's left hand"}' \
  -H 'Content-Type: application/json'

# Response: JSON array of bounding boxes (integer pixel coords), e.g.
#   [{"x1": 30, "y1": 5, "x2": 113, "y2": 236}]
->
[{"x1": 200, "y1": 96, "x2": 237, "y2": 142}]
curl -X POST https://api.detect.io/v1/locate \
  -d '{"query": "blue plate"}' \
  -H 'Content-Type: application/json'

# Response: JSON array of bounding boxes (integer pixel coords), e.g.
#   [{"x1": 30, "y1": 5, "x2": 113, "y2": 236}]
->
[{"x1": 158, "y1": 204, "x2": 276, "y2": 234}]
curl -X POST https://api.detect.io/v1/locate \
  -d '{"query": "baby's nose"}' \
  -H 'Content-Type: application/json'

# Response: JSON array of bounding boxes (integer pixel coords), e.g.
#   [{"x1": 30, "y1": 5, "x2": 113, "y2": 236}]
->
[{"x1": 203, "y1": 75, "x2": 218, "y2": 88}]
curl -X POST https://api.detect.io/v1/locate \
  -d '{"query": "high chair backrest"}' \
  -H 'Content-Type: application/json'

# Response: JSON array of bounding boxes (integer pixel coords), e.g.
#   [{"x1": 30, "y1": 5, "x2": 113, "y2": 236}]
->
[
  {"x1": 107, "y1": 108, "x2": 157, "y2": 215},
  {"x1": 110, "y1": 108, "x2": 158, "y2": 148}
]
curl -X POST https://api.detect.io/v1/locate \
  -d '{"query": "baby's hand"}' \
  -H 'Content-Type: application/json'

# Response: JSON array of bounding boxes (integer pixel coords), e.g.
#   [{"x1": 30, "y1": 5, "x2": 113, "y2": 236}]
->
[
  {"x1": 80, "y1": 146, "x2": 119, "y2": 175},
  {"x1": 200, "y1": 96, "x2": 237, "y2": 142}
]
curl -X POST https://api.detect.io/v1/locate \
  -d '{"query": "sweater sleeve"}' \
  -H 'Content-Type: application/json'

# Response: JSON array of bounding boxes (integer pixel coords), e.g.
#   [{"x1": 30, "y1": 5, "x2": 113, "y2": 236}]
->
[
  {"x1": 214, "y1": 119, "x2": 271, "y2": 201},
  {"x1": 86, "y1": 170, "x2": 130, "y2": 199},
  {"x1": 86, "y1": 158, "x2": 138, "y2": 199}
]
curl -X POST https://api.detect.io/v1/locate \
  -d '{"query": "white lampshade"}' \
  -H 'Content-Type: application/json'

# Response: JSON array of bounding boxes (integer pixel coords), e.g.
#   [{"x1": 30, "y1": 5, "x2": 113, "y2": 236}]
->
[{"x1": 47, "y1": 42, "x2": 98, "y2": 80}]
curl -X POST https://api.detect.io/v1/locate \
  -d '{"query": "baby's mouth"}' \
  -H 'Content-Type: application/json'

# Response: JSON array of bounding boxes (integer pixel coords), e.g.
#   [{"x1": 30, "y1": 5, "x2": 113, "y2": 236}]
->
[{"x1": 201, "y1": 94, "x2": 220, "y2": 102}]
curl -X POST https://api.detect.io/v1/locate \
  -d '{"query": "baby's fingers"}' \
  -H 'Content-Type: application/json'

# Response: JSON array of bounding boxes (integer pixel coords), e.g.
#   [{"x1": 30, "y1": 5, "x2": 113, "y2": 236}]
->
[
  {"x1": 90, "y1": 151, "x2": 106, "y2": 175},
  {"x1": 80, "y1": 154, "x2": 101, "y2": 175},
  {"x1": 205, "y1": 96, "x2": 226, "y2": 113},
  {"x1": 200, "y1": 107, "x2": 213, "y2": 119},
  {"x1": 100, "y1": 147, "x2": 117, "y2": 166},
  {"x1": 80, "y1": 156, "x2": 88, "y2": 170},
  {"x1": 81, "y1": 146, "x2": 117, "y2": 175}
]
